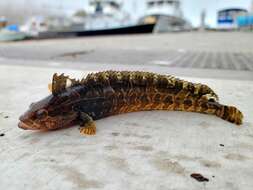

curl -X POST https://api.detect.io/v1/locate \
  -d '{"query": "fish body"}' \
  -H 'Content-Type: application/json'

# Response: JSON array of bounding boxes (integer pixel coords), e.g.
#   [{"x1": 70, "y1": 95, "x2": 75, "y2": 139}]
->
[{"x1": 18, "y1": 71, "x2": 243, "y2": 135}]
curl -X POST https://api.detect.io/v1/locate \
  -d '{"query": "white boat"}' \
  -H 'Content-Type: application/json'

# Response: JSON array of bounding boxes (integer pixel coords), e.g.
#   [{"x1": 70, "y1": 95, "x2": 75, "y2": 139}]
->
[
  {"x1": 20, "y1": 16, "x2": 83, "y2": 37},
  {"x1": 139, "y1": 0, "x2": 192, "y2": 32},
  {"x1": 36, "y1": 0, "x2": 155, "y2": 39},
  {"x1": 0, "y1": 29, "x2": 27, "y2": 42}
]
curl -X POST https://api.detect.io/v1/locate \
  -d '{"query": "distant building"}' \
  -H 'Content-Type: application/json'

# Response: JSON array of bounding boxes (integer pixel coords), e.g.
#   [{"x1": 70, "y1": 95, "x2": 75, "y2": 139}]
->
[{"x1": 217, "y1": 8, "x2": 248, "y2": 29}]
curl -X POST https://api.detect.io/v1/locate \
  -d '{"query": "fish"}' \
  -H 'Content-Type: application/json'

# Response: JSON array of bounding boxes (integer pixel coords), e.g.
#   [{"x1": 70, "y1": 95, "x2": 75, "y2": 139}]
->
[{"x1": 18, "y1": 71, "x2": 243, "y2": 136}]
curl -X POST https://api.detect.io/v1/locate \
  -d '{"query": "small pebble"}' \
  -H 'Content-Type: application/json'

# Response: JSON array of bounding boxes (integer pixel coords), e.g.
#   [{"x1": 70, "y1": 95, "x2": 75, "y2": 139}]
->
[
  {"x1": 0, "y1": 133, "x2": 5, "y2": 137},
  {"x1": 220, "y1": 144, "x2": 225, "y2": 147}
]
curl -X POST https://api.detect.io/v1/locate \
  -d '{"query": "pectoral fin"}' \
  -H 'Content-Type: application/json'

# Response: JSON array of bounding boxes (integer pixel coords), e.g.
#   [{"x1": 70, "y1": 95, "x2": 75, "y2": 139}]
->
[
  {"x1": 48, "y1": 83, "x2": 52, "y2": 92},
  {"x1": 79, "y1": 112, "x2": 96, "y2": 136}
]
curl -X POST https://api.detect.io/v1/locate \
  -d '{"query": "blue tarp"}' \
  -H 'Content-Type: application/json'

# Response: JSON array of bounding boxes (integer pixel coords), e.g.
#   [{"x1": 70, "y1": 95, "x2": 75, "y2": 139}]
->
[
  {"x1": 5, "y1": 24, "x2": 19, "y2": 32},
  {"x1": 237, "y1": 15, "x2": 253, "y2": 27}
]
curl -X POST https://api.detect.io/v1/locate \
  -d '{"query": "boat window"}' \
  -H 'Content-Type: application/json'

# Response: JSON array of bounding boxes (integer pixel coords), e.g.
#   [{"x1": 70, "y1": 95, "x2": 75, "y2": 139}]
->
[
  {"x1": 218, "y1": 12, "x2": 226, "y2": 19},
  {"x1": 147, "y1": 1, "x2": 155, "y2": 7},
  {"x1": 157, "y1": 1, "x2": 164, "y2": 6},
  {"x1": 40, "y1": 23, "x2": 47, "y2": 27},
  {"x1": 166, "y1": 1, "x2": 174, "y2": 5},
  {"x1": 109, "y1": 1, "x2": 120, "y2": 9},
  {"x1": 95, "y1": 2, "x2": 103, "y2": 13}
]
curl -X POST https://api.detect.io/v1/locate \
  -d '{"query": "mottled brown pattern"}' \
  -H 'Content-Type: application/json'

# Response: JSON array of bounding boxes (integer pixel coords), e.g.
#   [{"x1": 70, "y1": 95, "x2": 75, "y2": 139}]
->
[
  {"x1": 18, "y1": 71, "x2": 243, "y2": 134},
  {"x1": 85, "y1": 71, "x2": 242, "y2": 125}
]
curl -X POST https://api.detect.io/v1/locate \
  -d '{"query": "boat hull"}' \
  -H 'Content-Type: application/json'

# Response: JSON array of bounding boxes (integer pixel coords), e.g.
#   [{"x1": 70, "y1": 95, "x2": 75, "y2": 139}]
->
[{"x1": 37, "y1": 23, "x2": 155, "y2": 39}]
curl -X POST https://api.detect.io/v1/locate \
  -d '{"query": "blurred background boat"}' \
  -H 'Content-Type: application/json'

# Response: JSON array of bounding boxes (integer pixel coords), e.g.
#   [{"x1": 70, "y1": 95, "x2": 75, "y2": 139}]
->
[
  {"x1": 0, "y1": 29, "x2": 27, "y2": 42},
  {"x1": 24, "y1": 0, "x2": 156, "y2": 39},
  {"x1": 0, "y1": 20, "x2": 27, "y2": 42},
  {"x1": 139, "y1": 0, "x2": 192, "y2": 32},
  {"x1": 20, "y1": 15, "x2": 85, "y2": 37},
  {"x1": 0, "y1": 0, "x2": 252, "y2": 41}
]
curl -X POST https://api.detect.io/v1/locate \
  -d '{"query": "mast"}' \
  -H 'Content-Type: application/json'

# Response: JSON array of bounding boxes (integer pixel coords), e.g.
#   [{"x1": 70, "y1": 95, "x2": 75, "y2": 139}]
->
[{"x1": 251, "y1": 0, "x2": 253, "y2": 13}]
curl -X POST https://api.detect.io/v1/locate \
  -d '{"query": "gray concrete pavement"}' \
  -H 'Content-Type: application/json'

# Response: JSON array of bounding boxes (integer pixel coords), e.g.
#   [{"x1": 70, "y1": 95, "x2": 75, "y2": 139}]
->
[
  {"x1": 1, "y1": 58, "x2": 253, "y2": 81},
  {"x1": 0, "y1": 32, "x2": 253, "y2": 75},
  {"x1": 1, "y1": 32, "x2": 253, "y2": 190}
]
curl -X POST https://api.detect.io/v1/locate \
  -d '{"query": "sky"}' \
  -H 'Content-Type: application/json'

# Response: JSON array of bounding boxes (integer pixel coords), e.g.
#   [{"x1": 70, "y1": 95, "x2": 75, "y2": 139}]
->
[{"x1": 0, "y1": 0, "x2": 252, "y2": 27}]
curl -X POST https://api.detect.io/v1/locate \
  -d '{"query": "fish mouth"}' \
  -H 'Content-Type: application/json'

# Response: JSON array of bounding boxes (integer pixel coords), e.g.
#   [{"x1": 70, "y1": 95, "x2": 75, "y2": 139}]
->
[
  {"x1": 18, "y1": 121, "x2": 36, "y2": 130},
  {"x1": 18, "y1": 113, "x2": 38, "y2": 130}
]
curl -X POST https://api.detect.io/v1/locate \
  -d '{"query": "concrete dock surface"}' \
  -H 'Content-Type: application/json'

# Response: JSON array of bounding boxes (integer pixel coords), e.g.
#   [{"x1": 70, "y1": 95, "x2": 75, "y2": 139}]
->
[
  {"x1": 0, "y1": 32, "x2": 253, "y2": 189},
  {"x1": 1, "y1": 32, "x2": 253, "y2": 76}
]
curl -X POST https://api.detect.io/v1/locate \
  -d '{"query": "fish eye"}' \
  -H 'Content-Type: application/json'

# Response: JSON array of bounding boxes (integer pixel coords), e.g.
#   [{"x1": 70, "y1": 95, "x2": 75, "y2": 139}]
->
[{"x1": 36, "y1": 109, "x2": 48, "y2": 119}]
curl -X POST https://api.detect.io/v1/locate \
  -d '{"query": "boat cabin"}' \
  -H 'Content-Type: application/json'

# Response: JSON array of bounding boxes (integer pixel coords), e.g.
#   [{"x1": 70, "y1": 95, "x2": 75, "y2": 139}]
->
[
  {"x1": 146, "y1": 0, "x2": 182, "y2": 17},
  {"x1": 89, "y1": 0, "x2": 122, "y2": 15}
]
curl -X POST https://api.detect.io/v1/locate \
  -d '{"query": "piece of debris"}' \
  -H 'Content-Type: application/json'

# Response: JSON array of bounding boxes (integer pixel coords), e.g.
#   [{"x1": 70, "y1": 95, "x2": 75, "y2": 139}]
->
[
  {"x1": 190, "y1": 173, "x2": 209, "y2": 182},
  {"x1": 58, "y1": 50, "x2": 94, "y2": 58},
  {"x1": 220, "y1": 144, "x2": 225, "y2": 147},
  {"x1": 4, "y1": 116, "x2": 9, "y2": 119},
  {"x1": 111, "y1": 132, "x2": 120, "y2": 136},
  {"x1": 0, "y1": 133, "x2": 5, "y2": 137}
]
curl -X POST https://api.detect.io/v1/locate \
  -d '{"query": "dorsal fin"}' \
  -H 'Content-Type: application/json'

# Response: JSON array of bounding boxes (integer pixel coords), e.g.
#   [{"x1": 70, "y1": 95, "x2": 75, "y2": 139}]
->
[{"x1": 50, "y1": 73, "x2": 79, "y2": 95}]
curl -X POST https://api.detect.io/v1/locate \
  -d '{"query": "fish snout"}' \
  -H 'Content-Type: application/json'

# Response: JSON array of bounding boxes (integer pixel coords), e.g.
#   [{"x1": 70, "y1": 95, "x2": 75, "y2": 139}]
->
[{"x1": 18, "y1": 112, "x2": 35, "y2": 130}]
